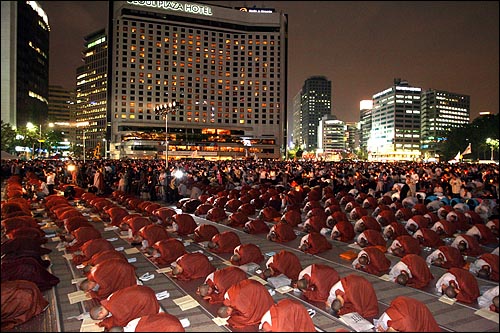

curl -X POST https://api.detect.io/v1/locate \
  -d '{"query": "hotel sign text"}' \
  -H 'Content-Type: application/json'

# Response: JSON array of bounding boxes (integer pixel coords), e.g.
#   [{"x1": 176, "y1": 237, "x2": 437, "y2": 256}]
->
[{"x1": 127, "y1": 1, "x2": 213, "y2": 16}]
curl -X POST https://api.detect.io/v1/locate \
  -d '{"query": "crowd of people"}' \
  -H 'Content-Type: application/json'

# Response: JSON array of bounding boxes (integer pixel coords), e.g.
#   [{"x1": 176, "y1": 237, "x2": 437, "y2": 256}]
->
[{"x1": 1, "y1": 157, "x2": 499, "y2": 332}]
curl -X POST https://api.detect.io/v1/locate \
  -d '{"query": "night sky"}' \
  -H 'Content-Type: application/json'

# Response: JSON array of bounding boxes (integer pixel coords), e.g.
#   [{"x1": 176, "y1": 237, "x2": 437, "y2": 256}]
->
[{"x1": 39, "y1": 1, "x2": 499, "y2": 123}]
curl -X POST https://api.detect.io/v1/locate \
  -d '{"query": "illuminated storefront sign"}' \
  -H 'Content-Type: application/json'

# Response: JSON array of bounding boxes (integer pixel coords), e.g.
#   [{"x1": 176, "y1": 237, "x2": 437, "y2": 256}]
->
[{"x1": 127, "y1": 1, "x2": 213, "y2": 16}]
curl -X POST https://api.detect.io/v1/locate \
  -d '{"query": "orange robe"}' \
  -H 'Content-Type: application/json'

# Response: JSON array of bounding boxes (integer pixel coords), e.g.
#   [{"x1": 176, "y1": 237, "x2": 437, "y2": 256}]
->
[
  {"x1": 174, "y1": 252, "x2": 215, "y2": 281},
  {"x1": 334, "y1": 275, "x2": 379, "y2": 321},
  {"x1": 72, "y1": 238, "x2": 114, "y2": 265},
  {"x1": 269, "y1": 223, "x2": 297, "y2": 243},
  {"x1": 385, "y1": 296, "x2": 441, "y2": 332},
  {"x1": 138, "y1": 224, "x2": 169, "y2": 246},
  {"x1": 134, "y1": 313, "x2": 185, "y2": 332},
  {"x1": 267, "y1": 250, "x2": 302, "y2": 281},
  {"x1": 98, "y1": 285, "x2": 159, "y2": 330},
  {"x1": 390, "y1": 235, "x2": 421, "y2": 257},
  {"x1": 224, "y1": 279, "x2": 275, "y2": 328},
  {"x1": 478, "y1": 253, "x2": 499, "y2": 282},
  {"x1": 300, "y1": 232, "x2": 332, "y2": 255},
  {"x1": 87, "y1": 258, "x2": 138, "y2": 300},
  {"x1": 299, "y1": 264, "x2": 340, "y2": 302},
  {"x1": 355, "y1": 246, "x2": 391, "y2": 276},
  {"x1": 66, "y1": 226, "x2": 102, "y2": 252},
  {"x1": 210, "y1": 231, "x2": 241, "y2": 254},
  {"x1": 330, "y1": 220, "x2": 355, "y2": 242},
  {"x1": 204, "y1": 266, "x2": 248, "y2": 304},
  {"x1": 193, "y1": 224, "x2": 219, "y2": 242},
  {"x1": 1, "y1": 280, "x2": 49, "y2": 330},
  {"x1": 231, "y1": 243, "x2": 264, "y2": 266},
  {"x1": 264, "y1": 299, "x2": 316, "y2": 332},
  {"x1": 153, "y1": 239, "x2": 186, "y2": 266},
  {"x1": 172, "y1": 213, "x2": 197, "y2": 235},
  {"x1": 244, "y1": 218, "x2": 270, "y2": 234},
  {"x1": 401, "y1": 254, "x2": 434, "y2": 289},
  {"x1": 1, "y1": 256, "x2": 60, "y2": 291},
  {"x1": 87, "y1": 249, "x2": 127, "y2": 268}
]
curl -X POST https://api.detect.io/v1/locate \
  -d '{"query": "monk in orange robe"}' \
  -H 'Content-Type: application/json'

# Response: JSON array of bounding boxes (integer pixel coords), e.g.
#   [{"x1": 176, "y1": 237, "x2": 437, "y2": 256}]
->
[
  {"x1": 259, "y1": 299, "x2": 316, "y2": 332},
  {"x1": 208, "y1": 231, "x2": 241, "y2": 254},
  {"x1": 330, "y1": 220, "x2": 355, "y2": 242},
  {"x1": 169, "y1": 213, "x2": 197, "y2": 235},
  {"x1": 376, "y1": 296, "x2": 441, "y2": 332},
  {"x1": 1, "y1": 256, "x2": 60, "y2": 291},
  {"x1": 122, "y1": 312, "x2": 185, "y2": 332},
  {"x1": 193, "y1": 224, "x2": 219, "y2": 242},
  {"x1": 197, "y1": 266, "x2": 248, "y2": 304},
  {"x1": 65, "y1": 226, "x2": 102, "y2": 252},
  {"x1": 326, "y1": 274, "x2": 379, "y2": 321},
  {"x1": 267, "y1": 222, "x2": 297, "y2": 243},
  {"x1": 263, "y1": 250, "x2": 302, "y2": 281},
  {"x1": 79, "y1": 258, "x2": 138, "y2": 300},
  {"x1": 426, "y1": 245, "x2": 465, "y2": 269},
  {"x1": 389, "y1": 254, "x2": 433, "y2": 290},
  {"x1": 243, "y1": 218, "x2": 270, "y2": 234},
  {"x1": 72, "y1": 238, "x2": 114, "y2": 265},
  {"x1": 299, "y1": 231, "x2": 332, "y2": 255},
  {"x1": 296, "y1": 264, "x2": 340, "y2": 302},
  {"x1": 230, "y1": 243, "x2": 264, "y2": 266},
  {"x1": 413, "y1": 227, "x2": 444, "y2": 248},
  {"x1": 171, "y1": 252, "x2": 215, "y2": 281},
  {"x1": 90, "y1": 285, "x2": 160, "y2": 330},
  {"x1": 1, "y1": 280, "x2": 49, "y2": 330},
  {"x1": 435, "y1": 267, "x2": 480, "y2": 304},
  {"x1": 387, "y1": 235, "x2": 421, "y2": 257},
  {"x1": 137, "y1": 224, "x2": 169, "y2": 249},
  {"x1": 352, "y1": 246, "x2": 391, "y2": 276},
  {"x1": 218, "y1": 279, "x2": 275, "y2": 329},
  {"x1": 150, "y1": 238, "x2": 186, "y2": 266}
]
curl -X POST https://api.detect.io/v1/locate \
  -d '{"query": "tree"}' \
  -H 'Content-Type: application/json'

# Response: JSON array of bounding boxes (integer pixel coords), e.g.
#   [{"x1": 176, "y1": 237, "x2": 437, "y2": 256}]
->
[
  {"x1": 440, "y1": 114, "x2": 499, "y2": 161},
  {"x1": 0, "y1": 120, "x2": 17, "y2": 153}
]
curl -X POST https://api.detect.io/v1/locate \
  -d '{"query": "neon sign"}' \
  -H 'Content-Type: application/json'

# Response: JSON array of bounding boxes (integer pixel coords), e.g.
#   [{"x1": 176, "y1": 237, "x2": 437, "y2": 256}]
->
[{"x1": 127, "y1": 1, "x2": 213, "y2": 16}]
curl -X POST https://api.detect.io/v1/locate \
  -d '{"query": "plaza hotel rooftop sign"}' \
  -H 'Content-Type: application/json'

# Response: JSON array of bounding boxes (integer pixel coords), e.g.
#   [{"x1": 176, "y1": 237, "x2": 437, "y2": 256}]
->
[{"x1": 127, "y1": 1, "x2": 213, "y2": 16}]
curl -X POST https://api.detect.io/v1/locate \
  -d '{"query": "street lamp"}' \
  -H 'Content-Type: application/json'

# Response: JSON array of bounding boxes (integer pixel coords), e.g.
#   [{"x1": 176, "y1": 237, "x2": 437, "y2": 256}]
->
[
  {"x1": 76, "y1": 121, "x2": 90, "y2": 162},
  {"x1": 486, "y1": 138, "x2": 499, "y2": 161},
  {"x1": 102, "y1": 138, "x2": 107, "y2": 159},
  {"x1": 154, "y1": 101, "x2": 179, "y2": 168}
]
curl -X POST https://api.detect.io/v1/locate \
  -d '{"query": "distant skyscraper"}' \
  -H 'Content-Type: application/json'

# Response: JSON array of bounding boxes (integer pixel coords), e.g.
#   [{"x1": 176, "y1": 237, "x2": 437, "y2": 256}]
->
[
  {"x1": 420, "y1": 89, "x2": 470, "y2": 159},
  {"x1": 1, "y1": 1, "x2": 49, "y2": 129},
  {"x1": 300, "y1": 76, "x2": 331, "y2": 151},
  {"x1": 318, "y1": 114, "x2": 345, "y2": 154},
  {"x1": 48, "y1": 85, "x2": 76, "y2": 153},
  {"x1": 345, "y1": 121, "x2": 358, "y2": 152},
  {"x1": 76, "y1": 29, "x2": 108, "y2": 156},
  {"x1": 359, "y1": 100, "x2": 373, "y2": 154},
  {"x1": 107, "y1": 1, "x2": 288, "y2": 160},
  {"x1": 368, "y1": 78, "x2": 421, "y2": 161},
  {"x1": 291, "y1": 91, "x2": 302, "y2": 148}
]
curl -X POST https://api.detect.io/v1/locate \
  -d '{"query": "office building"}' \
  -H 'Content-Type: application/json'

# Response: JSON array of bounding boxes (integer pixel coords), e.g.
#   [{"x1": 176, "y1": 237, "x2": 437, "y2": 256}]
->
[
  {"x1": 298, "y1": 76, "x2": 331, "y2": 151},
  {"x1": 368, "y1": 78, "x2": 421, "y2": 161},
  {"x1": 420, "y1": 89, "x2": 470, "y2": 159}
]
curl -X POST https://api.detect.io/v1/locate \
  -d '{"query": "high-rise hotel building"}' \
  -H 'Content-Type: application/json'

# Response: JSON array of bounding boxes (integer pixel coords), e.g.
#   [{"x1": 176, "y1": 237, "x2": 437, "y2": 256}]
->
[
  {"x1": 420, "y1": 89, "x2": 470, "y2": 159},
  {"x1": 367, "y1": 78, "x2": 421, "y2": 161},
  {"x1": 107, "y1": 1, "x2": 288, "y2": 160},
  {"x1": 1, "y1": 1, "x2": 49, "y2": 130}
]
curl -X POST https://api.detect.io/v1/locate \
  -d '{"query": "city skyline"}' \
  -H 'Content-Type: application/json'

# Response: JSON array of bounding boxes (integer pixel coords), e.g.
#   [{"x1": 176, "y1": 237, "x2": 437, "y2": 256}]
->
[{"x1": 40, "y1": 1, "x2": 499, "y2": 123}]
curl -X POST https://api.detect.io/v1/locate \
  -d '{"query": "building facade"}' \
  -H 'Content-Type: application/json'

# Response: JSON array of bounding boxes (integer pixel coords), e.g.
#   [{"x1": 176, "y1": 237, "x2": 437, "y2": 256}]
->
[
  {"x1": 76, "y1": 29, "x2": 108, "y2": 160},
  {"x1": 1, "y1": 1, "x2": 49, "y2": 130},
  {"x1": 420, "y1": 89, "x2": 470, "y2": 160},
  {"x1": 48, "y1": 85, "x2": 76, "y2": 155},
  {"x1": 367, "y1": 78, "x2": 421, "y2": 161},
  {"x1": 358, "y1": 99, "x2": 373, "y2": 155},
  {"x1": 107, "y1": 1, "x2": 288, "y2": 160},
  {"x1": 299, "y1": 76, "x2": 331, "y2": 151}
]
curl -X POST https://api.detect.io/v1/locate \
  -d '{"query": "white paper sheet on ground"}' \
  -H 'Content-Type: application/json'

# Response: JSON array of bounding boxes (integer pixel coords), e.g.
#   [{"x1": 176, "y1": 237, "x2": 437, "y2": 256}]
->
[
  {"x1": 103, "y1": 226, "x2": 118, "y2": 231},
  {"x1": 378, "y1": 274, "x2": 392, "y2": 282},
  {"x1": 68, "y1": 290, "x2": 91, "y2": 304},
  {"x1": 248, "y1": 275, "x2": 268, "y2": 285},
  {"x1": 156, "y1": 267, "x2": 172, "y2": 274},
  {"x1": 439, "y1": 295, "x2": 456, "y2": 305},
  {"x1": 474, "y1": 308, "x2": 499, "y2": 323},
  {"x1": 71, "y1": 277, "x2": 87, "y2": 285},
  {"x1": 80, "y1": 317, "x2": 104, "y2": 332},
  {"x1": 339, "y1": 312, "x2": 374, "y2": 332},
  {"x1": 124, "y1": 247, "x2": 140, "y2": 254},
  {"x1": 62, "y1": 253, "x2": 74, "y2": 260},
  {"x1": 213, "y1": 317, "x2": 229, "y2": 326}
]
